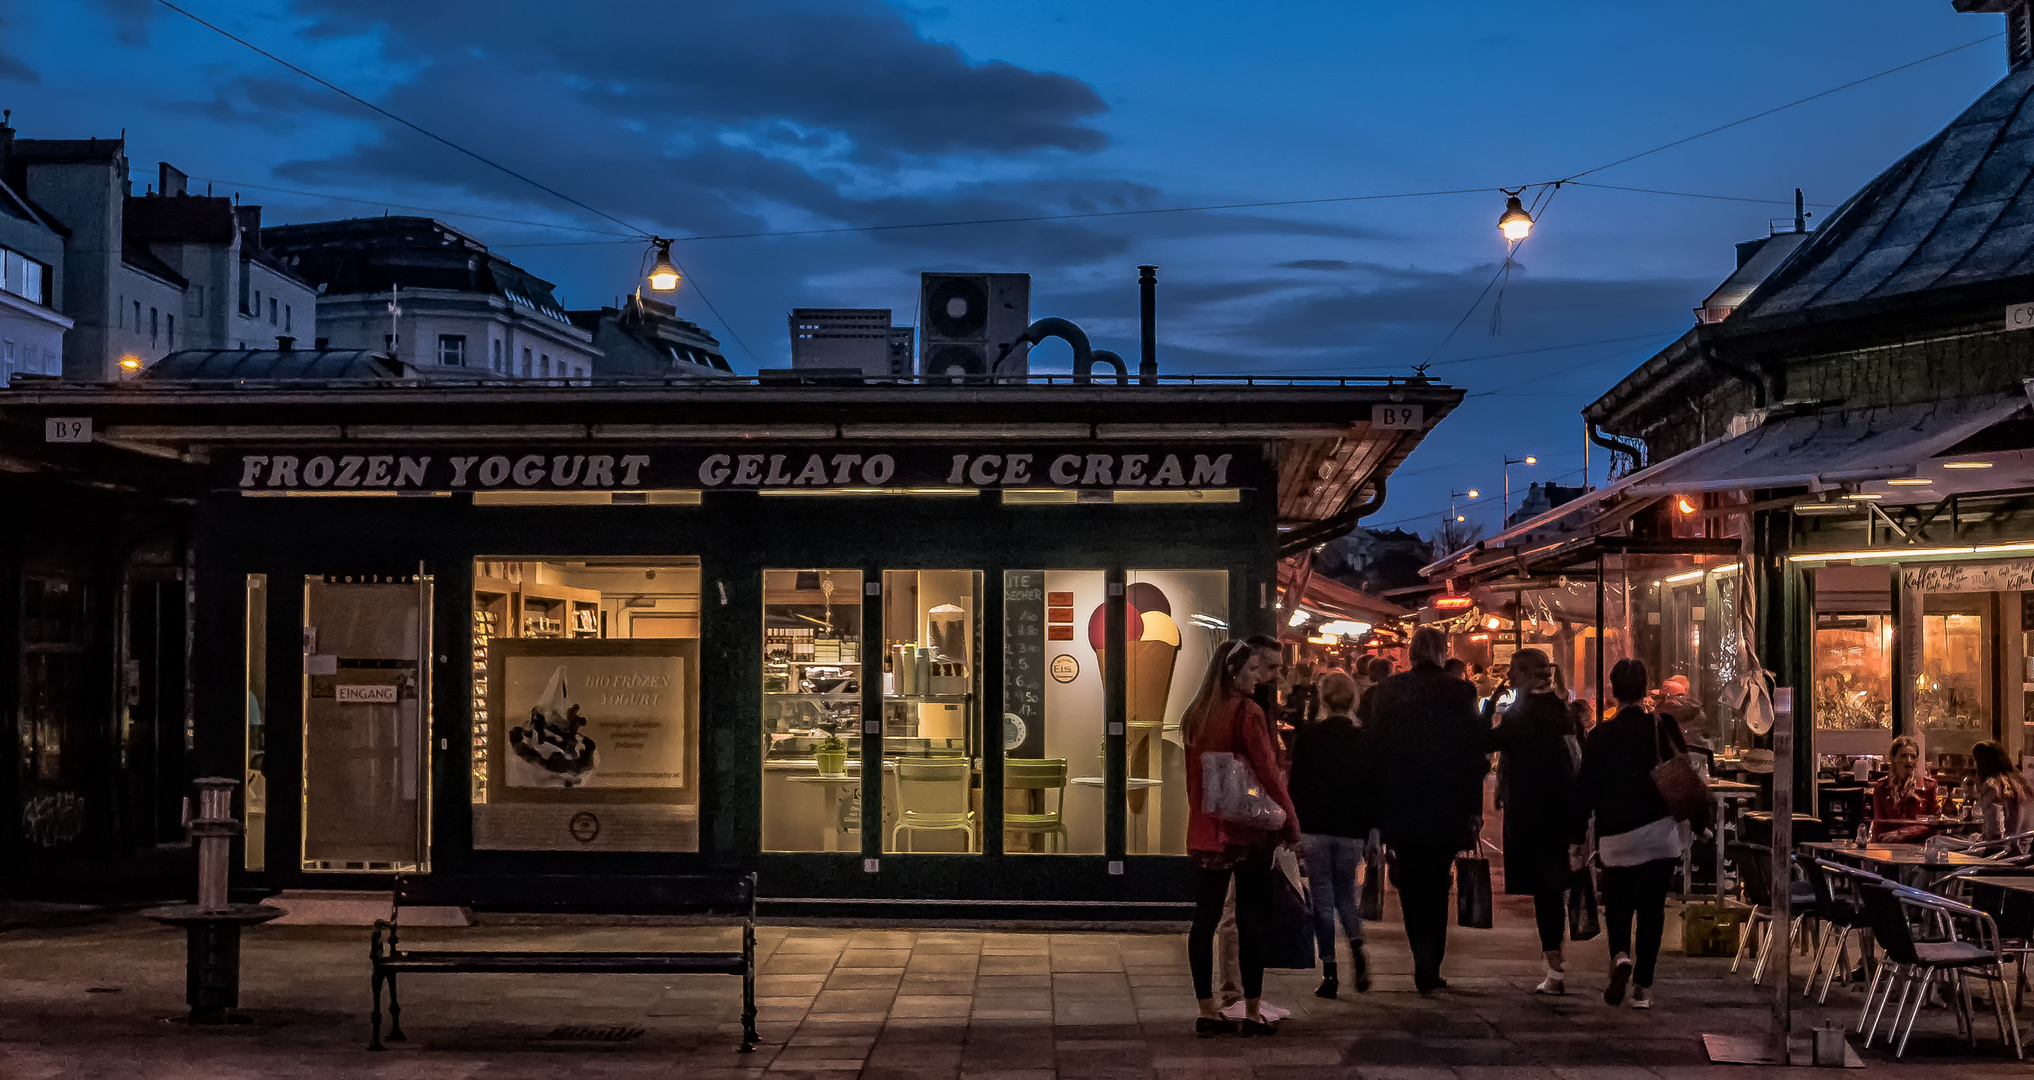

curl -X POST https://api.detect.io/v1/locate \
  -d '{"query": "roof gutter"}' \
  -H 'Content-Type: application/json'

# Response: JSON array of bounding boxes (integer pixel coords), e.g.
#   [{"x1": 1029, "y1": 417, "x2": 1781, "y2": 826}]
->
[
  {"x1": 1586, "y1": 422, "x2": 1647, "y2": 470},
  {"x1": 1702, "y1": 341, "x2": 1770, "y2": 408}
]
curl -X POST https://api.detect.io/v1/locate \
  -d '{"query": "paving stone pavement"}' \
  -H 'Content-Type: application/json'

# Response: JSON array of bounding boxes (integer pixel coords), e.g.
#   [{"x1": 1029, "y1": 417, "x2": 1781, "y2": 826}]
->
[{"x1": 1, "y1": 886, "x2": 2026, "y2": 1079}]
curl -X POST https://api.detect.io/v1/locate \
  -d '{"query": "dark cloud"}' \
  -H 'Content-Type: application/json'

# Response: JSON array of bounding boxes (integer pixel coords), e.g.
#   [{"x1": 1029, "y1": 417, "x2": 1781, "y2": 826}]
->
[
  {"x1": 1280, "y1": 259, "x2": 1356, "y2": 272},
  {"x1": 286, "y1": 0, "x2": 1108, "y2": 159},
  {"x1": 0, "y1": 10, "x2": 39, "y2": 83}
]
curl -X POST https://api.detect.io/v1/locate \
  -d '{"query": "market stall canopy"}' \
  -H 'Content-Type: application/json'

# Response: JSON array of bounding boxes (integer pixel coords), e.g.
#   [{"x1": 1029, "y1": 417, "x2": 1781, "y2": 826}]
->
[
  {"x1": 1624, "y1": 392, "x2": 2029, "y2": 496},
  {"x1": 1277, "y1": 560, "x2": 1409, "y2": 629}
]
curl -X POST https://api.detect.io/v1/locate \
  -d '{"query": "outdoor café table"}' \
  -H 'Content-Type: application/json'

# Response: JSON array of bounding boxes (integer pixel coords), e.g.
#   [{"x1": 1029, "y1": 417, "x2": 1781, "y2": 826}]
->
[{"x1": 1802, "y1": 840, "x2": 2003, "y2": 887}]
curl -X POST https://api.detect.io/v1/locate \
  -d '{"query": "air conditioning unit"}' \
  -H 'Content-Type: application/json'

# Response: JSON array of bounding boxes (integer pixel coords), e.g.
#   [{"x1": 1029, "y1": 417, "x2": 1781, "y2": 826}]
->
[{"x1": 918, "y1": 273, "x2": 1030, "y2": 382}]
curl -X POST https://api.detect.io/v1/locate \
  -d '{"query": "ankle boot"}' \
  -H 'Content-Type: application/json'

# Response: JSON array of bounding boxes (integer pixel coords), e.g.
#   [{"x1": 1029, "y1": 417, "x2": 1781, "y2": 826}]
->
[
  {"x1": 1352, "y1": 946, "x2": 1371, "y2": 992},
  {"x1": 1315, "y1": 961, "x2": 1339, "y2": 999}
]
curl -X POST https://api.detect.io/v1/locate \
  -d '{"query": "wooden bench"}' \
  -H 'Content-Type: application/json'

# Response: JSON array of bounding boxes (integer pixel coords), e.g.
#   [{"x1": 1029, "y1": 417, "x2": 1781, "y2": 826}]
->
[{"x1": 368, "y1": 872, "x2": 757, "y2": 1052}]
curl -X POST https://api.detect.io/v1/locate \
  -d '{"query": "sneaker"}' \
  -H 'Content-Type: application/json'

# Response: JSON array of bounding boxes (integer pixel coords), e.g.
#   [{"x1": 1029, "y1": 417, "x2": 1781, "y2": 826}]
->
[
  {"x1": 1534, "y1": 967, "x2": 1565, "y2": 995},
  {"x1": 1630, "y1": 986, "x2": 1652, "y2": 1010},
  {"x1": 1604, "y1": 954, "x2": 1633, "y2": 1006}
]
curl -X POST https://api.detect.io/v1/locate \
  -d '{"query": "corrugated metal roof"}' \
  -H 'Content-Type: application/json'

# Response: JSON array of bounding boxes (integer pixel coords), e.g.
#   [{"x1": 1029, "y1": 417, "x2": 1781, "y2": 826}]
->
[
  {"x1": 1739, "y1": 62, "x2": 2034, "y2": 318},
  {"x1": 144, "y1": 349, "x2": 399, "y2": 380}
]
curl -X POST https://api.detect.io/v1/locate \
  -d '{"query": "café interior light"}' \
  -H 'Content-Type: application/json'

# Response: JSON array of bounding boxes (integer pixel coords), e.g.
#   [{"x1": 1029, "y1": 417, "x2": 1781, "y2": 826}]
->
[
  {"x1": 1942, "y1": 460, "x2": 1994, "y2": 470},
  {"x1": 1675, "y1": 495, "x2": 1698, "y2": 515},
  {"x1": 119, "y1": 355, "x2": 142, "y2": 371},
  {"x1": 1318, "y1": 619, "x2": 1372, "y2": 638},
  {"x1": 1497, "y1": 192, "x2": 1534, "y2": 242},
  {"x1": 1288, "y1": 607, "x2": 1313, "y2": 628},
  {"x1": 1885, "y1": 477, "x2": 1934, "y2": 486}
]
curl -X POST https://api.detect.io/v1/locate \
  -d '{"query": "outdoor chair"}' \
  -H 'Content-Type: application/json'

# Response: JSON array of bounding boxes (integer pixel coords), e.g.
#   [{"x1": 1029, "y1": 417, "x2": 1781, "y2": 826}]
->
[
  {"x1": 1800, "y1": 853, "x2": 1873, "y2": 1003},
  {"x1": 1731, "y1": 842, "x2": 1820, "y2": 985},
  {"x1": 1856, "y1": 882, "x2": 2022, "y2": 1059},
  {"x1": 892, "y1": 758, "x2": 976, "y2": 853},
  {"x1": 1002, "y1": 757, "x2": 1069, "y2": 853}
]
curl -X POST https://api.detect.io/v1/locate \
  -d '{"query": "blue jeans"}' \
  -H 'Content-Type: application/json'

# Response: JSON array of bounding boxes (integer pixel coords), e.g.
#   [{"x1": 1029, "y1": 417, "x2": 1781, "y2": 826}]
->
[{"x1": 1301, "y1": 832, "x2": 1366, "y2": 962}]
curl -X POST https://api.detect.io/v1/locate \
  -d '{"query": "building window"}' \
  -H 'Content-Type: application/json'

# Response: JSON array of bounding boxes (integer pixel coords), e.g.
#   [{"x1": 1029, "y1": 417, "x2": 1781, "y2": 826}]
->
[
  {"x1": 762, "y1": 569, "x2": 865, "y2": 852},
  {"x1": 150, "y1": 307, "x2": 159, "y2": 347},
  {"x1": 284, "y1": 304, "x2": 291, "y2": 332},
  {"x1": 0, "y1": 247, "x2": 48, "y2": 305},
  {"x1": 470, "y1": 557, "x2": 702, "y2": 852},
  {"x1": 167, "y1": 314, "x2": 174, "y2": 348},
  {"x1": 252, "y1": 289, "x2": 261, "y2": 317},
  {"x1": 491, "y1": 339, "x2": 503, "y2": 372},
  {"x1": 135, "y1": 301, "x2": 142, "y2": 333},
  {"x1": 385, "y1": 334, "x2": 397, "y2": 357},
  {"x1": 438, "y1": 334, "x2": 467, "y2": 366},
  {"x1": 540, "y1": 355, "x2": 550, "y2": 378},
  {"x1": 269, "y1": 297, "x2": 278, "y2": 325}
]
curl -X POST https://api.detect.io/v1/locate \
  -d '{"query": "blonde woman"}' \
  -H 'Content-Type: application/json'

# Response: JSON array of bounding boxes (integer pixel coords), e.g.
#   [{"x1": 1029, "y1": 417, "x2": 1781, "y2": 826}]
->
[{"x1": 1288, "y1": 669, "x2": 1379, "y2": 996}]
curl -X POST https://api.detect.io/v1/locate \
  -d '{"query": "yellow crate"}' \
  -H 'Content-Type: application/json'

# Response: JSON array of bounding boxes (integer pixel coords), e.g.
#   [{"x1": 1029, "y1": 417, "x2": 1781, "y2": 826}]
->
[{"x1": 1682, "y1": 901, "x2": 1751, "y2": 957}]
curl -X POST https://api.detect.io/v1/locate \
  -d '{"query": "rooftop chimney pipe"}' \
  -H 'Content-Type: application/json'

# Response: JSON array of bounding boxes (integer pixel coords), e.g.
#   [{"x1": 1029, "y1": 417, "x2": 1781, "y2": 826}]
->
[
  {"x1": 275, "y1": 336, "x2": 294, "y2": 351},
  {"x1": 1137, "y1": 265, "x2": 1159, "y2": 385}
]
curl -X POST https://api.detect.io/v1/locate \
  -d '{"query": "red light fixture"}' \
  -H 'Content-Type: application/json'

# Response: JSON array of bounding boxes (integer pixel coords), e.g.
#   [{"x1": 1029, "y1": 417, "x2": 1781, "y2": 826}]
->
[{"x1": 1434, "y1": 595, "x2": 1473, "y2": 610}]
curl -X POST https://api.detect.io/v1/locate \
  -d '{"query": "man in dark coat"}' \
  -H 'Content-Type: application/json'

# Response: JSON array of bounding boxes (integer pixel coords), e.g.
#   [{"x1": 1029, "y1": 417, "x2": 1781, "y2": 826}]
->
[
  {"x1": 1369, "y1": 626, "x2": 1491, "y2": 993},
  {"x1": 1491, "y1": 647, "x2": 1583, "y2": 994}
]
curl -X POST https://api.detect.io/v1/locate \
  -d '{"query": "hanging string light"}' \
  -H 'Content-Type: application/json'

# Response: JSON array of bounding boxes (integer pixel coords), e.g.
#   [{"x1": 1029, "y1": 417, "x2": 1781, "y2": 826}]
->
[{"x1": 646, "y1": 238, "x2": 681, "y2": 292}]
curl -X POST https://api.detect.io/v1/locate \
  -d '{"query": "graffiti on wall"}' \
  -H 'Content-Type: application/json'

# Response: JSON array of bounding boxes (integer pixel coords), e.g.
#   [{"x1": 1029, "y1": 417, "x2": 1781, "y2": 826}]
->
[{"x1": 22, "y1": 791, "x2": 85, "y2": 847}]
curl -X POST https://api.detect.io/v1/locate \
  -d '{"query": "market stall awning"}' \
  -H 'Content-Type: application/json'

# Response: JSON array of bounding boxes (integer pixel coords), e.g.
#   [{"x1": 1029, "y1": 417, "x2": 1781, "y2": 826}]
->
[
  {"x1": 1624, "y1": 392, "x2": 2029, "y2": 497},
  {"x1": 1277, "y1": 560, "x2": 1410, "y2": 627}
]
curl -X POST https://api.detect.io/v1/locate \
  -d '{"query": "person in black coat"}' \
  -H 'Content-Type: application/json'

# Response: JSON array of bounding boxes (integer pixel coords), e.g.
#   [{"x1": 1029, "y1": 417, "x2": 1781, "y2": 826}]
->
[
  {"x1": 1289, "y1": 669, "x2": 1380, "y2": 999},
  {"x1": 1491, "y1": 647, "x2": 1583, "y2": 995},
  {"x1": 1370, "y1": 626, "x2": 1491, "y2": 994}
]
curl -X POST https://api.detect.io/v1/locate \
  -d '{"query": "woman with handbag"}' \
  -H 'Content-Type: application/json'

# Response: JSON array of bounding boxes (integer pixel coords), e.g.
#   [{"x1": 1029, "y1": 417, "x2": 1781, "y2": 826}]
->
[
  {"x1": 1184, "y1": 638, "x2": 1302, "y2": 1036},
  {"x1": 1576, "y1": 657, "x2": 1696, "y2": 1010},
  {"x1": 1491, "y1": 647, "x2": 1584, "y2": 995}
]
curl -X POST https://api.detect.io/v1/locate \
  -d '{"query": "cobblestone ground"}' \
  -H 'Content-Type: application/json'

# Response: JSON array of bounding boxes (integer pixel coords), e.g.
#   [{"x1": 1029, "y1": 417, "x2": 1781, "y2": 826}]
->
[{"x1": 2, "y1": 889, "x2": 2027, "y2": 1079}]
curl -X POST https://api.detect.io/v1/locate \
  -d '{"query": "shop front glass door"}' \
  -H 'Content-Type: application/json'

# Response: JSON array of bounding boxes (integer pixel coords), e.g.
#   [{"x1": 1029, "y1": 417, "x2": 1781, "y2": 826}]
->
[
  {"x1": 761, "y1": 569, "x2": 864, "y2": 853},
  {"x1": 881, "y1": 570, "x2": 982, "y2": 854},
  {"x1": 1002, "y1": 570, "x2": 1106, "y2": 854},
  {"x1": 300, "y1": 575, "x2": 431, "y2": 872}
]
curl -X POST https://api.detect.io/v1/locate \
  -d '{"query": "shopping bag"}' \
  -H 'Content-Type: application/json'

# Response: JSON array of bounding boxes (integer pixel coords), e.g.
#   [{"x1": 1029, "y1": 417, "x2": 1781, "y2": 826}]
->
[
  {"x1": 1568, "y1": 866, "x2": 1600, "y2": 941},
  {"x1": 1455, "y1": 850, "x2": 1494, "y2": 930},
  {"x1": 1200, "y1": 750, "x2": 1288, "y2": 831},
  {"x1": 1262, "y1": 847, "x2": 1318, "y2": 969},
  {"x1": 1649, "y1": 713, "x2": 1711, "y2": 821},
  {"x1": 1359, "y1": 839, "x2": 1386, "y2": 921}
]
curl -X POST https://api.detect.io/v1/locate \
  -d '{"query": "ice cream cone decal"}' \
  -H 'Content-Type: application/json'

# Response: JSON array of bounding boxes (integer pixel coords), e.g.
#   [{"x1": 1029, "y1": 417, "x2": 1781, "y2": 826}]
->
[{"x1": 1090, "y1": 584, "x2": 1178, "y2": 815}]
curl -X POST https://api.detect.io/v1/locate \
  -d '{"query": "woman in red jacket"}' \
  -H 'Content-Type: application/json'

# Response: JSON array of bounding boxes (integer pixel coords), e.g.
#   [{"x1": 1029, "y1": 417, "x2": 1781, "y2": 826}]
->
[{"x1": 1184, "y1": 637, "x2": 1302, "y2": 1036}]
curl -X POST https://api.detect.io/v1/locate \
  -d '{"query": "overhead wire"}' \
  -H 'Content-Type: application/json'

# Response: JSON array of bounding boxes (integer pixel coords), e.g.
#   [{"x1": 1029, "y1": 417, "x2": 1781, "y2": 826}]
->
[{"x1": 153, "y1": 0, "x2": 762, "y2": 365}]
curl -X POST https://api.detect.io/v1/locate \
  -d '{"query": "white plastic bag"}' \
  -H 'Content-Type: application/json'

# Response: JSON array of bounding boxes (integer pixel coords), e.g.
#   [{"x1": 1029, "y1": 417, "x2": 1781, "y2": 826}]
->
[{"x1": 1200, "y1": 750, "x2": 1287, "y2": 830}]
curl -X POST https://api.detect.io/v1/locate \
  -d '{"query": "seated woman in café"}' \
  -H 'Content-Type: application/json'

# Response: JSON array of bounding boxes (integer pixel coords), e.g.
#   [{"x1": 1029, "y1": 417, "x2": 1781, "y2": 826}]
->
[{"x1": 1866, "y1": 735, "x2": 1939, "y2": 843}]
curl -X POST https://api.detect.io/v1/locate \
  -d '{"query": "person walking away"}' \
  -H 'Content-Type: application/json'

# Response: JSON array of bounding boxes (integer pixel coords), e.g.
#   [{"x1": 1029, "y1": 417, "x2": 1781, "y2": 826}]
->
[
  {"x1": 1288, "y1": 669, "x2": 1378, "y2": 997},
  {"x1": 1973, "y1": 739, "x2": 2034, "y2": 852},
  {"x1": 1184, "y1": 639, "x2": 1302, "y2": 1036},
  {"x1": 1491, "y1": 648, "x2": 1583, "y2": 994},
  {"x1": 1357, "y1": 656, "x2": 1395, "y2": 726},
  {"x1": 1576, "y1": 658, "x2": 1688, "y2": 1009},
  {"x1": 1867, "y1": 735, "x2": 1939, "y2": 843},
  {"x1": 1444, "y1": 657, "x2": 1469, "y2": 681},
  {"x1": 1370, "y1": 626, "x2": 1490, "y2": 994}
]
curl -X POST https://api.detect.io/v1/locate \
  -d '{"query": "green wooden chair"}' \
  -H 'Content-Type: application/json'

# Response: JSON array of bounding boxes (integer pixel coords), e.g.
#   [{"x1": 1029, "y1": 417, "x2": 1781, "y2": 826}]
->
[
  {"x1": 892, "y1": 758, "x2": 976, "y2": 852},
  {"x1": 1003, "y1": 758, "x2": 1069, "y2": 853}
]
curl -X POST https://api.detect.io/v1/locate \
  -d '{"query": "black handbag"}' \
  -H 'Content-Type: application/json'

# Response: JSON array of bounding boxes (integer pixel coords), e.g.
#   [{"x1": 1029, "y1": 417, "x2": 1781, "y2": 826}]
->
[
  {"x1": 1568, "y1": 866, "x2": 1601, "y2": 941},
  {"x1": 1359, "y1": 841, "x2": 1386, "y2": 921},
  {"x1": 1262, "y1": 852, "x2": 1319, "y2": 970},
  {"x1": 1455, "y1": 846, "x2": 1494, "y2": 929}
]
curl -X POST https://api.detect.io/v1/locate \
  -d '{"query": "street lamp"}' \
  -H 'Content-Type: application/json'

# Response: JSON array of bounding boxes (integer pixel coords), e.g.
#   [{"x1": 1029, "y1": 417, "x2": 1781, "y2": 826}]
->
[
  {"x1": 1449, "y1": 487, "x2": 1480, "y2": 525},
  {"x1": 1502, "y1": 455, "x2": 1537, "y2": 525},
  {"x1": 1498, "y1": 191, "x2": 1535, "y2": 242},
  {"x1": 646, "y1": 238, "x2": 681, "y2": 292}
]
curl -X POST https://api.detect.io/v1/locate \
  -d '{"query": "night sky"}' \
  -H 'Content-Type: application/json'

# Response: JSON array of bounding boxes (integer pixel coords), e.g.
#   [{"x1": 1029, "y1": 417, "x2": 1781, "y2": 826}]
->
[{"x1": 0, "y1": 1, "x2": 2011, "y2": 537}]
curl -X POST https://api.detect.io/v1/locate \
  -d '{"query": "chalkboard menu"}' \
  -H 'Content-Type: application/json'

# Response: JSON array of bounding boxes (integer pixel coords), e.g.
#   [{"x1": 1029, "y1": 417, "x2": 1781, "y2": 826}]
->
[{"x1": 1003, "y1": 571, "x2": 1047, "y2": 759}]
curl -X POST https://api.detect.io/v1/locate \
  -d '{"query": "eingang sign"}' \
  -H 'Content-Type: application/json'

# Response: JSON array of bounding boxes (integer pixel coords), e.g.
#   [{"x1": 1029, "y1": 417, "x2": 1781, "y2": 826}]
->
[{"x1": 227, "y1": 444, "x2": 1256, "y2": 493}]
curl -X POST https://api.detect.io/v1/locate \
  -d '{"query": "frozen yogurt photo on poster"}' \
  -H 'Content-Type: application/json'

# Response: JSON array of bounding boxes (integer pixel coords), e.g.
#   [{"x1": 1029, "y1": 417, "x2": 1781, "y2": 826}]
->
[{"x1": 508, "y1": 665, "x2": 601, "y2": 788}]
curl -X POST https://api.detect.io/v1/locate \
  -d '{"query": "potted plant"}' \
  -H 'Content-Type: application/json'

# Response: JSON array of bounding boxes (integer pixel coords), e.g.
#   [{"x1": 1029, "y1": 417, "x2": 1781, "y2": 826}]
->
[{"x1": 814, "y1": 729, "x2": 848, "y2": 777}]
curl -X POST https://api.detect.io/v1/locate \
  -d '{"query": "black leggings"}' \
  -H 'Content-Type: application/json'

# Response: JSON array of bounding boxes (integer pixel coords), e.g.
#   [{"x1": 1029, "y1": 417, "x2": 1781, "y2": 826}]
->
[
  {"x1": 1533, "y1": 887, "x2": 1566, "y2": 954},
  {"x1": 1189, "y1": 847, "x2": 1274, "y2": 1001},
  {"x1": 1602, "y1": 858, "x2": 1677, "y2": 987}
]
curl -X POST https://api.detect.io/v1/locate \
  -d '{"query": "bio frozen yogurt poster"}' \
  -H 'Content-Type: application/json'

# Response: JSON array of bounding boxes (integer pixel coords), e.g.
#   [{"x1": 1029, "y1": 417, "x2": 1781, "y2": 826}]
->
[{"x1": 501, "y1": 652, "x2": 687, "y2": 789}]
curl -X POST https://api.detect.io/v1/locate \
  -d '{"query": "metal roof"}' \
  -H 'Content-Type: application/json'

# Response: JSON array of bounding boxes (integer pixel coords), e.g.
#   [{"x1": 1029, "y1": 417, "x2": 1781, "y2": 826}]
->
[
  {"x1": 144, "y1": 349, "x2": 401, "y2": 380},
  {"x1": 1738, "y1": 62, "x2": 2034, "y2": 319}
]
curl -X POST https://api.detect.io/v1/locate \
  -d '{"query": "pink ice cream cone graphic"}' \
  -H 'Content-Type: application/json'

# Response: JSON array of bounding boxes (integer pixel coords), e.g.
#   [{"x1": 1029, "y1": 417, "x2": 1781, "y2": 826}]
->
[{"x1": 1090, "y1": 584, "x2": 1179, "y2": 811}]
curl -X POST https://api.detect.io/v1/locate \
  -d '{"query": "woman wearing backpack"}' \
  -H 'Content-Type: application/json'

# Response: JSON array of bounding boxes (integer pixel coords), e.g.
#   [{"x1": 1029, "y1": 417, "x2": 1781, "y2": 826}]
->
[{"x1": 1184, "y1": 638, "x2": 1302, "y2": 1036}]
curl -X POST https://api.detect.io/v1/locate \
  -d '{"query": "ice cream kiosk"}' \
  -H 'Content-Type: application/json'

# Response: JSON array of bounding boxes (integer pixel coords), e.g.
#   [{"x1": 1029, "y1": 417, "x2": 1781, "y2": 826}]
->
[{"x1": 0, "y1": 373, "x2": 1459, "y2": 917}]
